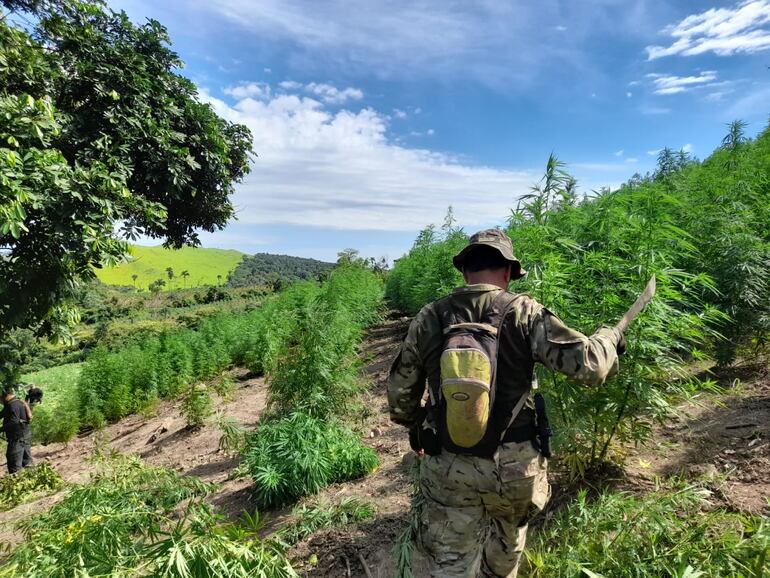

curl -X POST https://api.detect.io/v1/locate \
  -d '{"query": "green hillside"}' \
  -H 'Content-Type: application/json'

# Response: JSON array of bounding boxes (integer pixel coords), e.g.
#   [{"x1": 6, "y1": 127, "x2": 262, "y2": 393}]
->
[{"x1": 95, "y1": 245, "x2": 244, "y2": 290}]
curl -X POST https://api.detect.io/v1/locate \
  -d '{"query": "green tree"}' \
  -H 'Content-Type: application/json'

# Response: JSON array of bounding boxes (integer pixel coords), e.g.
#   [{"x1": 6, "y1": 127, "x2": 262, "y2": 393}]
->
[
  {"x1": 148, "y1": 279, "x2": 166, "y2": 294},
  {"x1": 336, "y1": 248, "x2": 360, "y2": 265},
  {"x1": 180, "y1": 270, "x2": 190, "y2": 288},
  {"x1": 0, "y1": 0, "x2": 253, "y2": 342}
]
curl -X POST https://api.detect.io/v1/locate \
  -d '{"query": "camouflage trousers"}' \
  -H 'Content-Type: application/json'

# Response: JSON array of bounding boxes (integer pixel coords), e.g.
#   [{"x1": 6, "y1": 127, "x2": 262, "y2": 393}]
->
[{"x1": 417, "y1": 441, "x2": 550, "y2": 578}]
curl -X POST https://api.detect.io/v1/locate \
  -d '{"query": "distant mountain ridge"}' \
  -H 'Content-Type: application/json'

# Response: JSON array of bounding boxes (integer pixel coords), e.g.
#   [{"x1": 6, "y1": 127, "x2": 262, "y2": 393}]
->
[{"x1": 228, "y1": 252, "x2": 335, "y2": 288}]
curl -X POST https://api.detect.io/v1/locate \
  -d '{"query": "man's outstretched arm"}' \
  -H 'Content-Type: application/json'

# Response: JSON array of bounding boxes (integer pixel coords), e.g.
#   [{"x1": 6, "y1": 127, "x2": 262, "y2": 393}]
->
[{"x1": 530, "y1": 308, "x2": 624, "y2": 386}]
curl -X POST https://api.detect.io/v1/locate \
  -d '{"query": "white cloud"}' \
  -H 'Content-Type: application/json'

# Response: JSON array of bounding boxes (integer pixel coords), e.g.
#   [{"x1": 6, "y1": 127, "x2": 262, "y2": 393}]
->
[
  {"x1": 681, "y1": 143, "x2": 693, "y2": 153},
  {"x1": 646, "y1": 0, "x2": 770, "y2": 59},
  {"x1": 198, "y1": 0, "x2": 662, "y2": 88},
  {"x1": 263, "y1": 67, "x2": 272, "y2": 73},
  {"x1": 647, "y1": 71, "x2": 718, "y2": 94},
  {"x1": 647, "y1": 149, "x2": 661, "y2": 155},
  {"x1": 614, "y1": 149, "x2": 624, "y2": 157},
  {"x1": 626, "y1": 91, "x2": 633, "y2": 98},
  {"x1": 224, "y1": 82, "x2": 271, "y2": 99},
  {"x1": 274, "y1": 81, "x2": 362, "y2": 104},
  {"x1": 625, "y1": 157, "x2": 638, "y2": 163},
  {"x1": 200, "y1": 83, "x2": 538, "y2": 231},
  {"x1": 304, "y1": 82, "x2": 363, "y2": 104},
  {"x1": 392, "y1": 108, "x2": 407, "y2": 119},
  {"x1": 427, "y1": 129, "x2": 435, "y2": 136}
]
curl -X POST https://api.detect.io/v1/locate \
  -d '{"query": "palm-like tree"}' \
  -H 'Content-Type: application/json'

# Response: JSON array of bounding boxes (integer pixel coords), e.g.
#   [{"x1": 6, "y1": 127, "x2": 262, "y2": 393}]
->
[{"x1": 181, "y1": 270, "x2": 190, "y2": 288}]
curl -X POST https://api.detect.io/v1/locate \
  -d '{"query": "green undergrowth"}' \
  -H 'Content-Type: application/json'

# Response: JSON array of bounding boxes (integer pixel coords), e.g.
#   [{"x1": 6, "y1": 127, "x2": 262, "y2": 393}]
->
[
  {"x1": 0, "y1": 453, "x2": 376, "y2": 577},
  {"x1": 523, "y1": 481, "x2": 769, "y2": 578},
  {"x1": 0, "y1": 463, "x2": 64, "y2": 511},
  {"x1": 276, "y1": 497, "x2": 375, "y2": 547},
  {"x1": 244, "y1": 412, "x2": 379, "y2": 508},
  {"x1": 28, "y1": 281, "x2": 319, "y2": 442},
  {"x1": 244, "y1": 264, "x2": 384, "y2": 508},
  {"x1": 0, "y1": 454, "x2": 295, "y2": 578}
]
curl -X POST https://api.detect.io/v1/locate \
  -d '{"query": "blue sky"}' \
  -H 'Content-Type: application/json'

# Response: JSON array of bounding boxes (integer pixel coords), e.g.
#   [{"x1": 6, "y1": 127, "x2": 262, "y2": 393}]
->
[{"x1": 111, "y1": 0, "x2": 770, "y2": 262}]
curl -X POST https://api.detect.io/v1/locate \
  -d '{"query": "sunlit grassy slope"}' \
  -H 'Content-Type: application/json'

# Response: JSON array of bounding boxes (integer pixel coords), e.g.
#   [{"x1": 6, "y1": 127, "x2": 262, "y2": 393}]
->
[
  {"x1": 94, "y1": 245, "x2": 244, "y2": 290},
  {"x1": 22, "y1": 363, "x2": 83, "y2": 443}
]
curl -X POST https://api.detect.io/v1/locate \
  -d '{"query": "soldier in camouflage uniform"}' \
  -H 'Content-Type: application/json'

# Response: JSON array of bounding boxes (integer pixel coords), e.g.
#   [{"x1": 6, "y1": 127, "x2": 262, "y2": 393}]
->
[{"x1": 388, "y1": 229, "x2": 625, "y2": 578}]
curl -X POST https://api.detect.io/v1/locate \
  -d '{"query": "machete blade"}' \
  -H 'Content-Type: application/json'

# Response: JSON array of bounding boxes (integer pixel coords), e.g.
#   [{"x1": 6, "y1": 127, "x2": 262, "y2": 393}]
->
[{"x1": 615, "y1": 275, "x2": 656, "y2": 333}]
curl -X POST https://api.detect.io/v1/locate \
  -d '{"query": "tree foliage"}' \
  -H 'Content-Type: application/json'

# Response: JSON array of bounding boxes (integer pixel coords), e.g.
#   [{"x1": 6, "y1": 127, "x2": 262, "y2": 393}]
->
[
  {"x1": 228, "y1": 253, "x2": 335, "y2": 289},
  {"x1": 0, "y1": 0, "x2": 253, "y2": 342}
]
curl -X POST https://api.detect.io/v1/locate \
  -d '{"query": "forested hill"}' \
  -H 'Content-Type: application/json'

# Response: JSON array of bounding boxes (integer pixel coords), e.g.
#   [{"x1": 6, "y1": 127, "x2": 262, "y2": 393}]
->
[{"x1": 227, "y1": 253, "x2": 335, "y2": 288}]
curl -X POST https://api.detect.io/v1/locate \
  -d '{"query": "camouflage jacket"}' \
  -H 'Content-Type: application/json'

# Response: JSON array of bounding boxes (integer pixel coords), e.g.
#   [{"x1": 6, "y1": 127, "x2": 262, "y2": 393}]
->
[{"x1": 387, "y1": 284, "x2": 622, "y2": 429}]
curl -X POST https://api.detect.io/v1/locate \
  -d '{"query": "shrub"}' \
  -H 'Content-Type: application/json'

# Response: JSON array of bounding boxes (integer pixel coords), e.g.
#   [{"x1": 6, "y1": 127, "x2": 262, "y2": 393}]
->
[
  {"x1": 385, "y1": 222, "x2": 466, "y2": 315},
  {"x1": 212, "y1": 375, "x2": 236, "y2": 399},
  {"x1": 266, "y1": 265, "x2": 383, "y2": 419},
  {"x1": 217, "y1": 415, "x2": 246, "y2": 454},
  {"x1": 268, "y1": 303, "x2": 363, "y2": 418},
  {"x1": 243, "y1": 411, "x2": 379, "y2": 509},
  {"x1": 0, "y1": 463, "x2": 64, "y2": 511},
  {"x1": 524, "y1": 482, "x2": 770, "y2": 578},
  {"x1": 1, "y1": 454, "x2": 296, "y2": 578},
  {"x1": 181, "y1": 383, "x2": 213, "y2": 429}
]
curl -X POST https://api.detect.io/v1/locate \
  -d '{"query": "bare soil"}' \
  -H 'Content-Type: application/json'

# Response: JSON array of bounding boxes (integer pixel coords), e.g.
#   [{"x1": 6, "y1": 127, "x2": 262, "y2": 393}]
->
[
  {"x1": 0, "y1": 371, "x2": 267, "y2": 546},
  {"x1": 1, "y1": 317, "x2": 768, "y2": 578},
  {"x1": 626, "y1": 359, "x2": 770, "y2": 515}
]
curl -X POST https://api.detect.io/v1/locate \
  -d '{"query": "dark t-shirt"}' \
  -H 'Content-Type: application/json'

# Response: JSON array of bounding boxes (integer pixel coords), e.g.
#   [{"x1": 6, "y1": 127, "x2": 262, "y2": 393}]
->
[{"x1": 2, "y1": 398, "x2": 30, "y2": 439}]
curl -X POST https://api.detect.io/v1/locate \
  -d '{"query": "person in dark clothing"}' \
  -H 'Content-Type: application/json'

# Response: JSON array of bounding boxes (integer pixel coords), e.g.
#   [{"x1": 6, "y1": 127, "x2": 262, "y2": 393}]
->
[
  {"x1": 25, "y1": 386, "x2": 43, "y2": 407},
  {"x1": 2, "y1": 388, "x2": 33, "y2": 474}
]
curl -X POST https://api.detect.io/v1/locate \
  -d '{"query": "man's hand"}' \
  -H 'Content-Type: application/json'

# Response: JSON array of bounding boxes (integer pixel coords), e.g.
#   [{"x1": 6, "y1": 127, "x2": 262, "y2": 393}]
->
[
  {"x1": 617, "y1": 332, "x2": 627, "y2": 355},
  {"x1": 409, "y1": 425, "x2": 422, "y2": 453}
]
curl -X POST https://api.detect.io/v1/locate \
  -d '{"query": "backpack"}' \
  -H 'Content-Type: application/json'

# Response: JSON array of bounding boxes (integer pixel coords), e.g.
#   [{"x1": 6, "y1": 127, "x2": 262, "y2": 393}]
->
[{"x1": 430, "y1": 290, "x2": 529, "y2": 457}]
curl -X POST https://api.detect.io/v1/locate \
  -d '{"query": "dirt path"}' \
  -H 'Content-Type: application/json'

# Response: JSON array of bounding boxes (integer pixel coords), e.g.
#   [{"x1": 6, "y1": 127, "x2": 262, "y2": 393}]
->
[
  {"x1": 626, "y1": 359, "x2": 770, "y2": 515},
  {"x1": 288, "y1": 315, "x2": 433, "y2": 578}
]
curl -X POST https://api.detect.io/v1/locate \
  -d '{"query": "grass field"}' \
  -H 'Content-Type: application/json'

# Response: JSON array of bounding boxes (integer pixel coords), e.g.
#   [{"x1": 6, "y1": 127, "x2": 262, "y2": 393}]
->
[{"x1": 94, "y1": 245, "x2": 244, "y2": 290}]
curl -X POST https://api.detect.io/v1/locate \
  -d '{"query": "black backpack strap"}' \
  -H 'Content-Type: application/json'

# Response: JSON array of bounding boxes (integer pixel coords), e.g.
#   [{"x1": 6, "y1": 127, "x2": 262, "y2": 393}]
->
[{"x1": 487, "y1": 292, "x2": 532, "y2": 444}]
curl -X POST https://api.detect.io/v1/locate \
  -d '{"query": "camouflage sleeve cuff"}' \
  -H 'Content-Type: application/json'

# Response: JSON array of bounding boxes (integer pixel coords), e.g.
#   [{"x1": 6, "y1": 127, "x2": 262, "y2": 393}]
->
[{"x1": 594, "y1": 325, "x2": 622, "y2": 345}]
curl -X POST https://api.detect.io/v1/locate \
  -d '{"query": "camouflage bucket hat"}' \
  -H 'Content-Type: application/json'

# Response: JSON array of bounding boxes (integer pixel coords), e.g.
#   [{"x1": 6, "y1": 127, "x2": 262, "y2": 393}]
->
[{"x1": 452, "y1": 229, "x2": 527, "y2": 279}]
